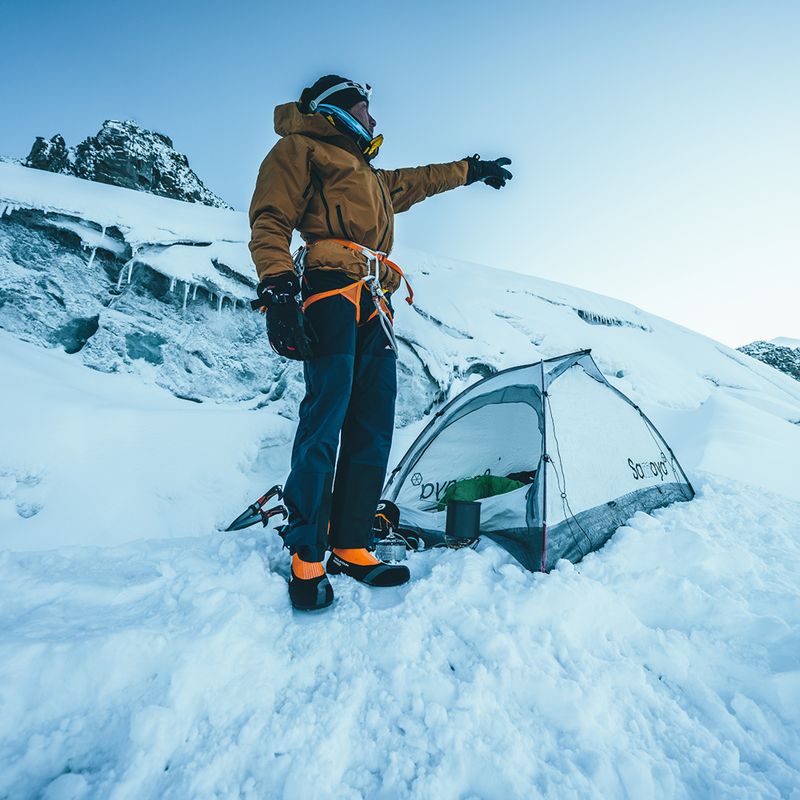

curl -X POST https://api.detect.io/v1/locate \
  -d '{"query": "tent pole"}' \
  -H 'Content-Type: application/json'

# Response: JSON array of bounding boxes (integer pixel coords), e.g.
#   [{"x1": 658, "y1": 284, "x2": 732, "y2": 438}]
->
[{"x1": 540, "y1": 358, "x2": 548, "y2": 572}]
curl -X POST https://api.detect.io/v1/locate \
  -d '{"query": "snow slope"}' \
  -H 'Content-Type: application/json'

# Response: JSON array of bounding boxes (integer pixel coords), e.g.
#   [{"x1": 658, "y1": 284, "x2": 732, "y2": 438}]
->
[{"x1": 1, "y1": 164, "x2": 800, "y2": 798}]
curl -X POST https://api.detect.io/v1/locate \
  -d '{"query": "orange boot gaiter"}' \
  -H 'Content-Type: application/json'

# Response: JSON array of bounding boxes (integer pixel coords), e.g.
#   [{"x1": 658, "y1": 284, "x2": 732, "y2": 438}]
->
[
  {"x1": 331, "y1": 548, "x2": 380, "y2": 566},
  {"x1": 292, "y1": 553, "x2": 325, "y2": 579}
]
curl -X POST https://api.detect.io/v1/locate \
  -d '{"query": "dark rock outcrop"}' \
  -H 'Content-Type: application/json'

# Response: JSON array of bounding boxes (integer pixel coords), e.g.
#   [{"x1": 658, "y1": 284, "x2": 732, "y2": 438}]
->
[
  {"x1": 25, "y1": 134, "x2": 71, "y2": 174},
  {"x1": 23, "y1": 121, "x2": 231, "y2": 209},
  {"x1": 738, "y1": 340, "x2": 800, "y2": 383}
]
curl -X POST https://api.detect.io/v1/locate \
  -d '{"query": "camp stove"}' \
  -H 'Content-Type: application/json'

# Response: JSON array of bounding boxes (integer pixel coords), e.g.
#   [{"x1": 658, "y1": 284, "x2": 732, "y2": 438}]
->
[
  {"x1": 372, "y1": 499, "x2": 408, "y2": 562},
  {"x1": 374, "y1": 533, "x2": 407, "y2": 563}
]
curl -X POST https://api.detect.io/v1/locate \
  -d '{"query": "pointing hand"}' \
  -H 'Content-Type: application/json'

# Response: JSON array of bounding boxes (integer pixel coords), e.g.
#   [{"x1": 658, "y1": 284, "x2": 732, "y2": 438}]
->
[{"x1": 465, "y1": 155, "x2": 513, "y2": 189}]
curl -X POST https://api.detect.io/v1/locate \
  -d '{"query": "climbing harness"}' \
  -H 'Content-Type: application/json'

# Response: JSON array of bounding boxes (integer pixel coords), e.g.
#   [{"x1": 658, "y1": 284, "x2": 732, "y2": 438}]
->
[
  {"x1": 300, "y1": 239, "x2": 415, "y2": 356},
  {"x1": 326, "y1": 238, "x2": 414, "y2": 306}
]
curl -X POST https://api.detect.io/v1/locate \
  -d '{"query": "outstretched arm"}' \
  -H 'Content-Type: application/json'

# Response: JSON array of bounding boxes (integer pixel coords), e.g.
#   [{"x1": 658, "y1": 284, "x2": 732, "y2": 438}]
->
[
  {"x1": 376, "y1": 160, "x2": 469, "y2": 214},
  {"x1": 377, "y1": 155, "x2": 513, "y2": 213}
]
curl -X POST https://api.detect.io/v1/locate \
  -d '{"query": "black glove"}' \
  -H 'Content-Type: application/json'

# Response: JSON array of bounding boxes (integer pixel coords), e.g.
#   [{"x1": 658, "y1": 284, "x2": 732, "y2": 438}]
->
[
  {"x1": 252, "y1": 272, "x2": 300, "y2": 308},
  {"x1": 465, "y1": 155, "x2": 513, "y2": 189},
  {"x1": 251, "y1": 273, "x2": 316, "y2": 361}
]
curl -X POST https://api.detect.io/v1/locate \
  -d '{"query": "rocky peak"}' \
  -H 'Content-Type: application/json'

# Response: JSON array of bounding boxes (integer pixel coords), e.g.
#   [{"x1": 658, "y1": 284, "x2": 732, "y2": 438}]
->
[
  {"x1": 738, "y1": 340, "x2": 800, "y2": 382},
  {"x1": 23, "y1": 120, "x2": 231, "y2": 209}
]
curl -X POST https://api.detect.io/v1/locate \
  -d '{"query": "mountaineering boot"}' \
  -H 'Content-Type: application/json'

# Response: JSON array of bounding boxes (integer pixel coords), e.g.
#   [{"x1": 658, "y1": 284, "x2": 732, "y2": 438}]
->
[
  {"x1": 326, "y1": 548, "x2": 410, "y2": 587},
  {"x1": 289, "y1": 554, "x2": 334, "y2": 611}
]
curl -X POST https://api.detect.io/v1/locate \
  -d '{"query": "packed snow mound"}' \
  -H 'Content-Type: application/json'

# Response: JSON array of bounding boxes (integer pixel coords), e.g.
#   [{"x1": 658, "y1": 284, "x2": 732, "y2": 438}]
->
[
  {"x1": 23, "y1": 120, "x2": 231, "y2": 208},
  {"x1": 2, "y1": 475, "x2": 799, "y2": 799}
]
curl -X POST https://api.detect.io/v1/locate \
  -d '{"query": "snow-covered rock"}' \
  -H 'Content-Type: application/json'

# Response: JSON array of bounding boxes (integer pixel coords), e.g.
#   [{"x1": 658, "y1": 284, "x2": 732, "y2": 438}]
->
[
  {"x1": 738, "y1": 340, "x2": 800, "y2": 382},
  {"x1": 24, "y1": 120, "x2": 231, "y2": 208}
]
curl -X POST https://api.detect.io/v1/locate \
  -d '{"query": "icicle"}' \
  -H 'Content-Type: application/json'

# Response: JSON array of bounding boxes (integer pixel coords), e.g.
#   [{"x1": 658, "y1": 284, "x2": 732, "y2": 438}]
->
[
  {"x1": 232, "y1": 298, "x2": 237, "y2": 311},
  {"x1": 169, "y1": 277, "x2": 176, "y2": 293},
  {"x1": 123, "y1": 246, "x2": 140, "y2": 286},
  {"x1": 116, "y1": 264, "x2": 126, "y2": 290},
  {"x1": 182, "y1": 282, "x2": 189, "y2": 310},
  {"x1": 87, "y1": 247, "x2": 97, "y2": 270},
  {"x1": 192, "y1": 284, "x2": 198, "y2": 301},
  {"x1": 217, "y1": 294, "x2": 224, "y2": 314}
]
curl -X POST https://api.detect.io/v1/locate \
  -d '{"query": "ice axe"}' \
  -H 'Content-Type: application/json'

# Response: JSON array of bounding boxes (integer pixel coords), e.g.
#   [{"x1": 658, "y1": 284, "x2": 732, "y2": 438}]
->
[{"x1": 225, "y1": 484, "x2": 288, "y2": 531}]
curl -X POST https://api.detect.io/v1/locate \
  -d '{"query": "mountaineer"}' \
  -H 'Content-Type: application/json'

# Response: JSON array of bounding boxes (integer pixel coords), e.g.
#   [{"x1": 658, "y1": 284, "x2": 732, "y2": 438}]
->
[{"x1": 249, "y1": 75, "x2": 512, "y2": 610}]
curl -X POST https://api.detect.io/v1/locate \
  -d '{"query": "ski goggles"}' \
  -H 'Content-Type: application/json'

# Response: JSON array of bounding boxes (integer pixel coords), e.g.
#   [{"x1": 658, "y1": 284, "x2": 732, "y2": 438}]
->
[
  {"x1": 316, "y1": 103, "x2": 372, "y2": 140},
  {"x1": 307, "y1": 80, "x2": 371, "y2": 111}
]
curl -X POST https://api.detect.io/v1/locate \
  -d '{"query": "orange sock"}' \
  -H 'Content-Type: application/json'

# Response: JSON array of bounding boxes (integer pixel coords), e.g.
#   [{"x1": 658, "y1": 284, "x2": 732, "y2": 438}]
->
[
  {"x1": 292, "y1": 553, "x2": 325, "y2": 579},
  {"x1": 332, "y1": 547, "x2": 380, "y2": 566}
]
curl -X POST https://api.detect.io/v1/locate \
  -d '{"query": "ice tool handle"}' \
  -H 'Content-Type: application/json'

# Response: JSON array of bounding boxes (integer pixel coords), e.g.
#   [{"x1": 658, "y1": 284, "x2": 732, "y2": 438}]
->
[{"x1": 225, "y1": 484, "x2": 285, "y2": 531}]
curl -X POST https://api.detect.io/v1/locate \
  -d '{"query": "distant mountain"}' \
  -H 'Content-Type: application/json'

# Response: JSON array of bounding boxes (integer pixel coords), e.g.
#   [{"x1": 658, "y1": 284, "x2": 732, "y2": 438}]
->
[
  {"x1": 738, "y1": 340, "x2": 800, "y2": 382},
  {"x1": 24, "y1": 120, "x2": 231, "y2": 209}
]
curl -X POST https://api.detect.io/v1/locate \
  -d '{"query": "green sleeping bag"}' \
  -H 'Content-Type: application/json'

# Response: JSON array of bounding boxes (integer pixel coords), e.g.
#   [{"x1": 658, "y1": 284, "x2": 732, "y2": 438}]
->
[{"x1": 436, "y1": 474, "x2": 525, "y2": 512}]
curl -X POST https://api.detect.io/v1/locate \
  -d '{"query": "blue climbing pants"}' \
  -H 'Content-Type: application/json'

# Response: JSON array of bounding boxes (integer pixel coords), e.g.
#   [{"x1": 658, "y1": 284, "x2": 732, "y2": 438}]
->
[{"x1": 282, "y1": 269, "x2": 397, "y2": 562}]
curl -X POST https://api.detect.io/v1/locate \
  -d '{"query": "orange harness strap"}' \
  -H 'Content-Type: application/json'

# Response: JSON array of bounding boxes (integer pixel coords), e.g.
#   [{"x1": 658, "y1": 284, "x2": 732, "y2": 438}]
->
[
  {"x1": 324, "y1": 238, "x2": 414, "y2": 306},
  {"x1": 301, "y1": 237, "x2": 409, "y2": 324},
  {"x1": 301, "y1": 281, "x2": 394, "y2": 327},
  {"x1": 302, "y1": 280, "x2": 365, "y2": 323}
]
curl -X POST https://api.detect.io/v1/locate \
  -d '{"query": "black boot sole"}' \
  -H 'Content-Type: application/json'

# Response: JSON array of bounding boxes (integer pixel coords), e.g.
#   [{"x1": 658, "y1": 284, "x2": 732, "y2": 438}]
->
[
  {"x1": 326, "y1": 554, "x2": 410, "y2": 587},
  {"x1": 288, "y1": 572, "x2": 334, "y2": 611}
]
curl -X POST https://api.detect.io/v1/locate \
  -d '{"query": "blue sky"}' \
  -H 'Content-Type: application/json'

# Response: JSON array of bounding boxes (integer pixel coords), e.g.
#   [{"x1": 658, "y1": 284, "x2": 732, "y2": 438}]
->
[{"x1": 2, "y1": 0, "x2": 798, "y2": 346}]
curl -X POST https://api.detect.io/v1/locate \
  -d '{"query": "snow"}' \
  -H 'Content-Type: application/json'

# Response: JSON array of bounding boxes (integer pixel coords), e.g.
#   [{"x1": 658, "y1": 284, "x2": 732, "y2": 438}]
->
[
  {"x1": 2, "y1": 164, "x2": 800, "y2": 797},
  {"x1": 2, "y1": 461, "x2": 799, "y2": 797},
  {"x1": 0, "y1": 162, "x2": 254, "y2": 296},
  {"x1": 0, "y1": 162, "x2": 247, "y2": 251},
  {"x1": 772, "y1": 337, "x2": 800, "y2": 350},
  {"x1": 0, "y1": 332, "x2": 293, "y2": 551}
]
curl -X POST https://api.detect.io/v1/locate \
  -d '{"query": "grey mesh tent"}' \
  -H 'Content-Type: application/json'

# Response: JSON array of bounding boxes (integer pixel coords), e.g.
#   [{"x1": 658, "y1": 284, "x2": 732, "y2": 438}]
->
[{"x1": 383, "y1": 350, "x2": 694, "y2": 571}]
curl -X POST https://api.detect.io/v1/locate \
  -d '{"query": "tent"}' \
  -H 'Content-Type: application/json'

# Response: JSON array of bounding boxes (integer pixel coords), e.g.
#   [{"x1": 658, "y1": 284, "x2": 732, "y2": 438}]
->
[{"x1": 383, "y1": 350, "x2": 694, "y2": 571}]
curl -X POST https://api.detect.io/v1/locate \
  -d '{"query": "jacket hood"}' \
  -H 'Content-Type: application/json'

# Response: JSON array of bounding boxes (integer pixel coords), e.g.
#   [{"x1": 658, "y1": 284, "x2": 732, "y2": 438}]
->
[{"x1": 274, "y1": 102, "x2": 345, "y2": 141}]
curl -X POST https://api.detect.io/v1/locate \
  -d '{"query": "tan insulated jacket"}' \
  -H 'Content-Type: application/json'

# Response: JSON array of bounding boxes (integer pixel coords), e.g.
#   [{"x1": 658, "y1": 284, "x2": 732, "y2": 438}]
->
[{"x1": 249, "y1": 102, "x2": 469, "y2": 294}]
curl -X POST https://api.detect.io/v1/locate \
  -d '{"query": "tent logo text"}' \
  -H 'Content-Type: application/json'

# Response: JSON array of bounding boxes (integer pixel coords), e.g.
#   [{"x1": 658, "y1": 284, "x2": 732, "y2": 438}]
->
[
  {"x1": 418, "y1": 469, "x2": 493, "y2": 502},
  {"x1": 628, "y1": 457, "x2": 669, "y2": 481},
  {"x1": 420, "y1": 479, "x2": 457, "y2": 502}
]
